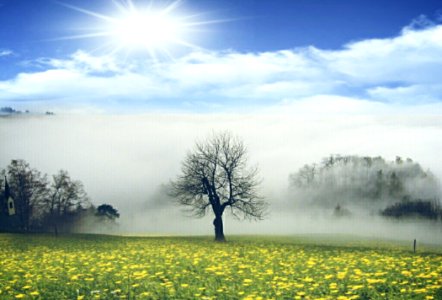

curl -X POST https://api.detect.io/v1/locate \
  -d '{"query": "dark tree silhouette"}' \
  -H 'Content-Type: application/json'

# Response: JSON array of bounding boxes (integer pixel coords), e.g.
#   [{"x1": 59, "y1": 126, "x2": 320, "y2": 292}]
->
[
  {"x1": 170, "y1": 132, "x2": 266, "y2": 241},
  {"x1": 6, "y1": 160, "x2": 48, "y2": 231},
  {"x1": 96, "y1": 204, "x2": 120, "y2": 220},
  {"x1": 382, "y1": 199, "x2": 441, "y2": 220},
  {"x1": 0, "y1": 159, "x2": 100, "y2": 235},
  {"x1": 44, "y1": 170, "x2": 89, "y2": 235}
]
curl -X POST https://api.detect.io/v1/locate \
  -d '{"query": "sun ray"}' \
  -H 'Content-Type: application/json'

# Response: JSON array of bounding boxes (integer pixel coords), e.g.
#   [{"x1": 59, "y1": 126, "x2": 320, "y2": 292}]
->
[
  {"x1": 110, "y1": 0, "x2": 130, "y2": 14},
  {"x1": 125, "y1": 0, "x2": 137, "y2": 13},
  {"x1": 169, "y1": 38, "x2": 205, "y2": 51},
  {"x1": 161, "y1": 0, "x2": 183, "y2": 16},
  {"x1": 55, "y1": 0, "x2": 222, "y2": 60},
  {"x1": 44, "y1": 32, "x2": 113, "y2": 42},
  {"x1": 55, "y1": 1, "x2": 117, "y2": 23}
]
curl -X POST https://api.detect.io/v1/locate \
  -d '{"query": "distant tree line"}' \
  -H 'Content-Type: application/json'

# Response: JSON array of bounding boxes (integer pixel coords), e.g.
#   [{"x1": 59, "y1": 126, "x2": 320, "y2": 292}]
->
[
  {"x1": 0, "y1": 107, "x2": 54, "y2": 116},
  {"x1": 381, "y1": 199, "x2": 441, "y2": 220},
  {"x1": 0, "y1": 107, "x2": 24, "y2": 114},
  {"x1": 290, "y1": 155, "x2": 442, "y2": 220},
  {"x1": 0, "y1": 159, "x2": 119, "y2": 234}
]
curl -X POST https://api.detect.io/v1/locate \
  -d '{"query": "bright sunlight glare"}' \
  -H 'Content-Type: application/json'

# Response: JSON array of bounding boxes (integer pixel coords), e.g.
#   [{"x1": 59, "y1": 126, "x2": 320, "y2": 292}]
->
[
  {"x1": 56, "y1": 0, "x2": 225, "y2": 60},
  {"x1": 112, "y1": 12, "x2": 182, "y2": 49}
]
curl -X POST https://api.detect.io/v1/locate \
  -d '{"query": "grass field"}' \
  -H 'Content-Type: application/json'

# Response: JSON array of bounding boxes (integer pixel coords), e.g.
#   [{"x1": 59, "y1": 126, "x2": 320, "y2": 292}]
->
[{"x1": 0, "y1": 234, "x2": 441, "y2": 299}]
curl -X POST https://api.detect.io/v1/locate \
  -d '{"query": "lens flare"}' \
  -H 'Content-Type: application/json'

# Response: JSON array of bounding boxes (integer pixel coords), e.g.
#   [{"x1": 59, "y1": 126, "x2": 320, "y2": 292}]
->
[{"x1": 56, "y1": 0, "x2": 224, "y2": 60}]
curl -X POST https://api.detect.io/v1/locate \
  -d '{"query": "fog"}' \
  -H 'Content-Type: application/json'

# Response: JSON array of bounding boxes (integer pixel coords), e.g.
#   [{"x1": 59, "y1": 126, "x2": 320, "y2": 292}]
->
[
  {"x1": 289, "y1": 154, "x2": 442, "y2": 214},
  {"x1": 1, "y1": 105, "x2": 442, "y2": 243}
]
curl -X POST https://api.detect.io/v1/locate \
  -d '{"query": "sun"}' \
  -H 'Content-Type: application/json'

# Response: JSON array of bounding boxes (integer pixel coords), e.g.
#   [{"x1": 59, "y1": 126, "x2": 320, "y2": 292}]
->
[
  {"x1": 112, "y1": 11, "x2": 182, "y2": 49},
  {"x1": 57, "y1": 0, "x2": 218, "y2": 59}
]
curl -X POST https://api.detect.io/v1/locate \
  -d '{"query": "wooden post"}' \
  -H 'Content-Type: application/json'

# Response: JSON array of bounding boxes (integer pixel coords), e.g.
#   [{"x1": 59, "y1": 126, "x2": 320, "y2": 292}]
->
[{"x1": 413, "y1": 239, "x2": 416, "y2": 253}]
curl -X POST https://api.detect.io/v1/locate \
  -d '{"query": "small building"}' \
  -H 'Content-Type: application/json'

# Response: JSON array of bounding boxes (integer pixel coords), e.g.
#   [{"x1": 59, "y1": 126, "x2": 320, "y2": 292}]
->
[
  {"x1": 0, "y1": 176, "x2": 19, "y2": 232},
  {"x1": 4, "y1": 177, "x2": 15, "y2": 216}
]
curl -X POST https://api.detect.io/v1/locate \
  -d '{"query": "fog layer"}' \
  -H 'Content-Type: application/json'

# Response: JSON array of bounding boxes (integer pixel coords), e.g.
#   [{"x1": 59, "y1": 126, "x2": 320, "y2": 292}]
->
[{"x1": 1, "y1": 106, "x2": 442, "y2": 243}]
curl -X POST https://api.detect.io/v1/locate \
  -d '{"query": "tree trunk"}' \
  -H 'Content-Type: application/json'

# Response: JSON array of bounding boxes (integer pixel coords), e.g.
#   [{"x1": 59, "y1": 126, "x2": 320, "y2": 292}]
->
[
  {"x1": 213, "y1": 215, "x2": 225, "y2": 242},
  {"x1": 53, "y1": 223, "x2": 58, "y2": 237}
]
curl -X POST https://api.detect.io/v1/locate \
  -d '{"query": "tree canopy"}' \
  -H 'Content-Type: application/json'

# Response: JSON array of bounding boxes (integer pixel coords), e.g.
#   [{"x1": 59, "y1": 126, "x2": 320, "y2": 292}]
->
[
  {"x1": 1, "y1": 160, "x2": 119, "y2": 233},
  {"x1": 289, "y1": 155, "x2": 441, "y2": 218},
  {"x1": 96, "y1": 204, "x2": 120, "y2": 220},
  {"x1": 170, "y1": 132, "x2": 266, "y2": 241}
]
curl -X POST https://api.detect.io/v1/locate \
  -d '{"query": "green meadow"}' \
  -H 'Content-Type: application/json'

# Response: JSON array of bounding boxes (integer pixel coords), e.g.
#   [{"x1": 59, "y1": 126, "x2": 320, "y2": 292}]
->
[{"x1": 0, "y1": 234, "x2": 441, "y2": 299}]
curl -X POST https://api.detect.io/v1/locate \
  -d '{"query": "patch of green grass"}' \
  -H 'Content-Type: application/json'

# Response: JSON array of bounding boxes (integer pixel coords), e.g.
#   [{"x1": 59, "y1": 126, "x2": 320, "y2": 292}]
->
[{"x1": 0, "y1": 233, "x2": 441, "y2": 299}]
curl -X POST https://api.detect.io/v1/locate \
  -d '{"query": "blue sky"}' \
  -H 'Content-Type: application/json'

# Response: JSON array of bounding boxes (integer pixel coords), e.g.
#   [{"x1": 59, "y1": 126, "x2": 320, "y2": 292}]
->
[{"x1": 1, "y1": 0, "x2": 442, "y2": 112}]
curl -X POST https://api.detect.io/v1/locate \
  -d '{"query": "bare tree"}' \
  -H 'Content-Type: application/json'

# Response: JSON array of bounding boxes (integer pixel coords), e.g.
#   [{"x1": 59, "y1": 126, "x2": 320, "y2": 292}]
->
[
  {"x1": 45, "y1": 170, "x2": 89, "y2": 235},
  {"x1": 170, "y1": 132, "x2": 266, "y2": 241},
  {"x1": 6, "y1": 160, "x2": 48, "y2": 231}
]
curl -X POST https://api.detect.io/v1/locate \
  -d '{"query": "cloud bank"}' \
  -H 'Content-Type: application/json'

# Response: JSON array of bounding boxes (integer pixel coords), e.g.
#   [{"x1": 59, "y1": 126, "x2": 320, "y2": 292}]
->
[
  {"x1": 1, "y1": 111, "x2": 441, "y2": 242},
  {"x1": 1, "y1": 24, "x2": 442, "y2": 111}
]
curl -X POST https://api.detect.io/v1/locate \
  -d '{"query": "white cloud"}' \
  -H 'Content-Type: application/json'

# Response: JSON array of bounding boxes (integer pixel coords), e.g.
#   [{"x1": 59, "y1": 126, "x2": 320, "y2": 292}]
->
[
  {"x1": 367, "y1": 84, "x2": 442, "y2": 103},
  {"x1": 406, "y1": 14, "x2": 437, "y2": 31},
  {"x1": 324, "y1": 25, "x2": 442, "y2": 85},
  {"x1": 0, "y1": 49, "x2": 13, "y2": 57},
  {"x1": 1, "y1": 24, "x2": 442, "y2": 111},
  {"x1": 37, "y1": 51, "x2": 127, "y2": 74}
]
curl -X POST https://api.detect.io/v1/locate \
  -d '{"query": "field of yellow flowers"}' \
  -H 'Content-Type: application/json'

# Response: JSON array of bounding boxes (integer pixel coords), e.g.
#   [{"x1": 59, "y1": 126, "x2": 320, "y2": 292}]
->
[{"x1": 0, "y1": 234, "x2": 441, "y2": 299}]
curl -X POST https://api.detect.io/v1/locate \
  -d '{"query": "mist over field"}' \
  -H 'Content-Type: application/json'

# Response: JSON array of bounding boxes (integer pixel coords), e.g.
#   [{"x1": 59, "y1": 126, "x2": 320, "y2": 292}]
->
[{"x1": 1, "y1": 101, "x2": 442, "y2": 243}]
